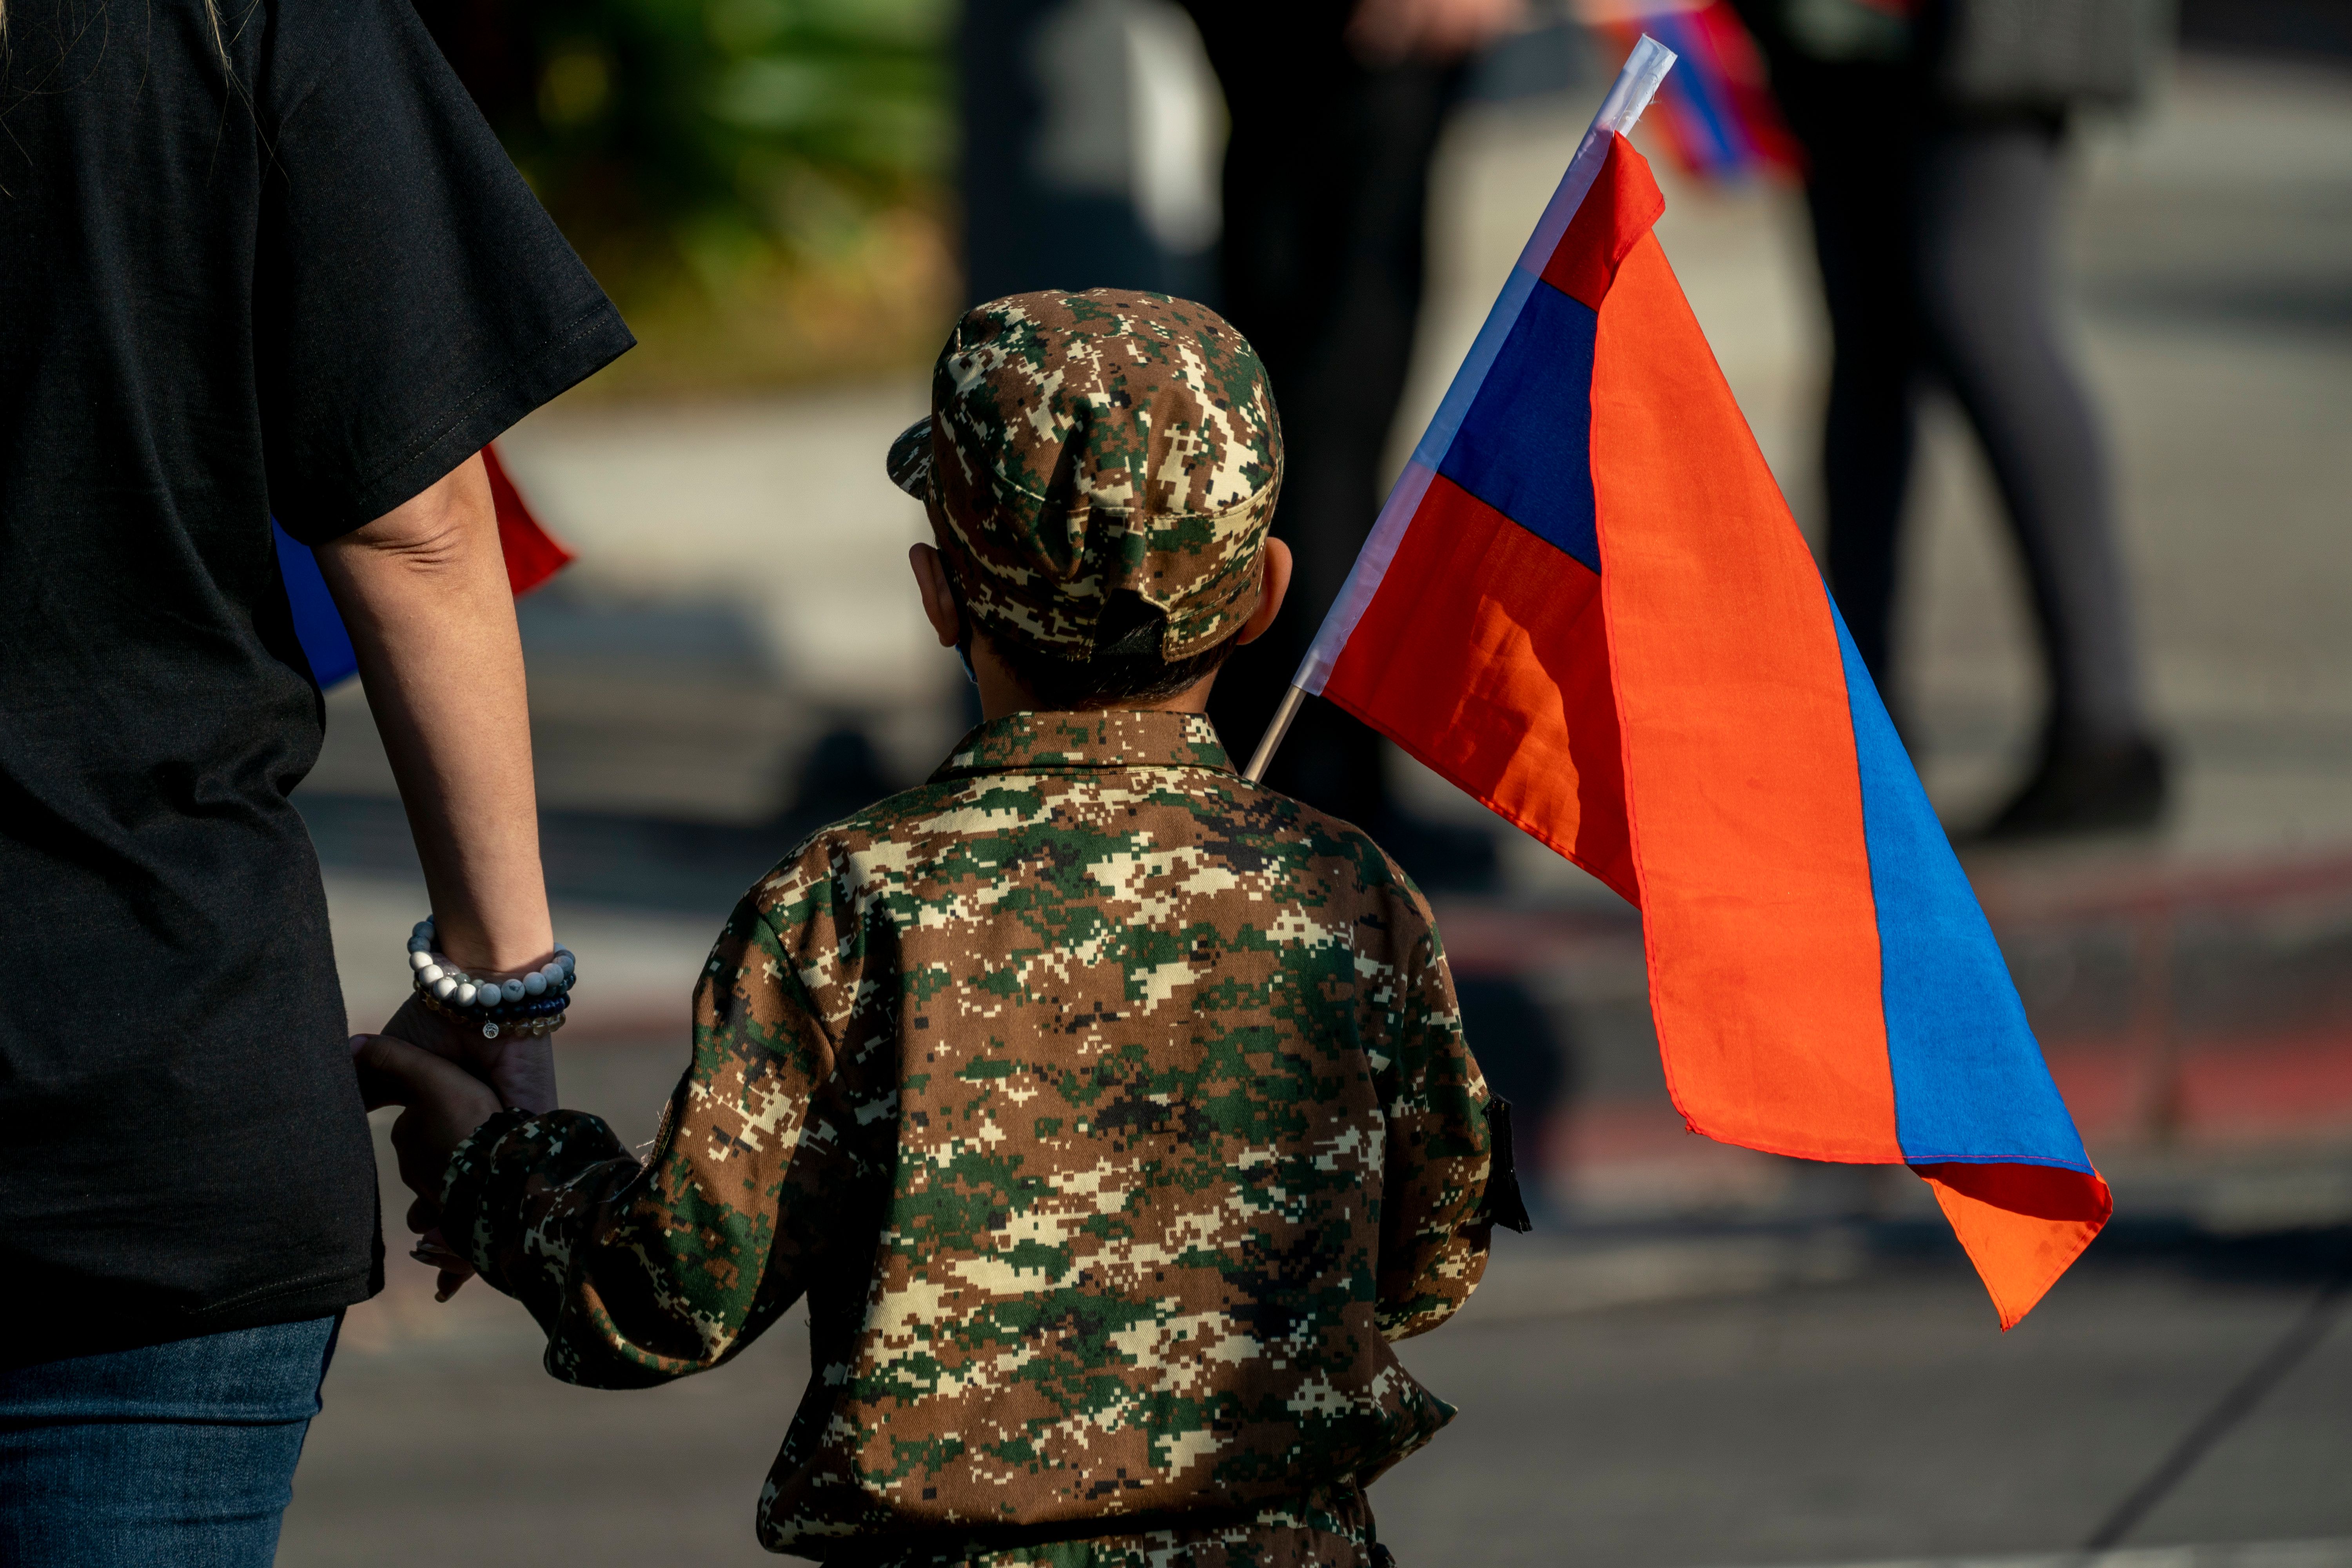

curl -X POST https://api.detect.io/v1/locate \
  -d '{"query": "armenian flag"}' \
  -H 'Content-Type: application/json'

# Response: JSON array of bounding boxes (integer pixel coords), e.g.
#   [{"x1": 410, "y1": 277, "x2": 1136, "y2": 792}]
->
[
  {"x1": 275, "y1": 442, "x2": 572, "y2": 689},
  {"x1": 1255, "y1": 38, "x2": 2110, "y2": 1327}
]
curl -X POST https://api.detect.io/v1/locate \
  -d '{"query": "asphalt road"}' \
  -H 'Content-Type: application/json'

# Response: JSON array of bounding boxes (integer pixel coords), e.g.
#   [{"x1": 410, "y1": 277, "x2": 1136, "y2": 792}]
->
[
  {"x1": 1377, "y1": 1249, "x2": 2352, "y2": 1567},
  {"x1": 279, "y1": 1234, "x2": 2352, "y2": 1568},
  {"x1": 280, "y1": 1042, "x2": 2352, "y2": 1568}
]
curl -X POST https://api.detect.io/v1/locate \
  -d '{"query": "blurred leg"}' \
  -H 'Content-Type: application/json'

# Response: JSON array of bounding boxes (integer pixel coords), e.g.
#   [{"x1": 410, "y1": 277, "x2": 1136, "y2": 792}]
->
[
  {"x1": 1912, "y1": 122, "x2": 2164, "y2": 833},
  {"x1": 958, "y1": 0, "x2": 1199, "y2": 306},
  {"x1": 1793, "y1": 99, "x2": 1924, "y2": 715},
  {"x1": 1745, "y1": 44, "x2": 1931, "y2": 710},
  {"x1": 1913, "y1": 122, "x2": 2146, "y2": 745},
  {"x1": 1186, "y1": 0, "x2": 1461, "y2": 828},
  {"x1": 0, "y1": 1316, "x2": 338, "y2": 1568}
]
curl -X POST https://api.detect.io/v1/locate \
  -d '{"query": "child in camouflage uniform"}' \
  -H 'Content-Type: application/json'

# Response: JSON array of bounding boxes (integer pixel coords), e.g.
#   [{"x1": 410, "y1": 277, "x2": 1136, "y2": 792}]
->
[{"x1": 363, "y1": 289, "x2": 1522, "y2": 1567}]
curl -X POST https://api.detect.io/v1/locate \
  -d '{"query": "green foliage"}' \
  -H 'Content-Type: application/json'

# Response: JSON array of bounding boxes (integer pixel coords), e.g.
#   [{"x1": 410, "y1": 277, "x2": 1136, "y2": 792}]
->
[{"x1": 499, "y1": 0, "x2": 953, "y2": 290}]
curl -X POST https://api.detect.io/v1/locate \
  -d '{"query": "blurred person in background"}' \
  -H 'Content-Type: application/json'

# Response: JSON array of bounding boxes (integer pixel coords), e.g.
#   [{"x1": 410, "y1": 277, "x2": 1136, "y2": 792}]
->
[
  {"x1": 0, "y1": 0, "x2": 628, "y2": 1558},
  {"x1": 1178, "y1": 0, "x2": 1584, "y2": 1212},
  {"x1": 1188, "y1": 0, "x2": 1531, "y2": 880},
  {"x1": 959, "y1": 0, "x2": 1227, "y2": 309},
  {"x1": 1731, "y1": 0, "x2": 2171, "y2": 838},
  {"x1": 955, "y1": 0, "x2": 1534, "y2": 876}
]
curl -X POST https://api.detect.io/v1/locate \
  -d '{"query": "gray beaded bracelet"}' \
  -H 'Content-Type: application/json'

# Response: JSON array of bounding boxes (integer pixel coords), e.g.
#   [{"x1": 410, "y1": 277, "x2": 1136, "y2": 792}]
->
[{"x1": 406, "y1": 917, "x2": 574, "y2": 1038}]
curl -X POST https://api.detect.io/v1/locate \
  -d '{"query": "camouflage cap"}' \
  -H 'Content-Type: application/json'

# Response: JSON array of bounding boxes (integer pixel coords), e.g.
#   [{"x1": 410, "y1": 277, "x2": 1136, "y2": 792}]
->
[{"x1": 886, "y1": 289, "x2": 1282, "y2": 662}]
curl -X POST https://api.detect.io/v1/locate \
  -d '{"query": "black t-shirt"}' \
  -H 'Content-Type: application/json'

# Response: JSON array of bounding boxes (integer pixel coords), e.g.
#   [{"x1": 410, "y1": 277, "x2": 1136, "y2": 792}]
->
[{"x1": 0, "y1": 0, "x2": 632, "y2": 1362}]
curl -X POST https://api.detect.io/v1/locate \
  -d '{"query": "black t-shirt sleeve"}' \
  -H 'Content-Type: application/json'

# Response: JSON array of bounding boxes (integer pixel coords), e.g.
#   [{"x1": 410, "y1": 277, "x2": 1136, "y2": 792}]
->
[{"x1": 255, "y1": 0, "x2": 633, "y2": 543}]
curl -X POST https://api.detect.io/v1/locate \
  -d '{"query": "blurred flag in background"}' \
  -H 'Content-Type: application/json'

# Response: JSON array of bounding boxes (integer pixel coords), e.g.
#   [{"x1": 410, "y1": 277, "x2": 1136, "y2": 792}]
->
[
  {"x1": 1579, "y1": 0, "x2": 1799, "y2": 179},
  {"x1": 275, "y1": 444, "x2": 572, "y2": 690}
]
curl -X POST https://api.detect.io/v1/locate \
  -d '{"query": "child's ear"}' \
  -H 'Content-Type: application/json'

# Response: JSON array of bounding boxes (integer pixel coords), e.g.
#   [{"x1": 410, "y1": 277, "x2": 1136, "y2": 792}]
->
[
  {"x1": 1237, "y1": 539, "x2": 1292, "y2": 647},
  {"x1": 908, "y1": 543, "x2": 962, "y2": 649}
]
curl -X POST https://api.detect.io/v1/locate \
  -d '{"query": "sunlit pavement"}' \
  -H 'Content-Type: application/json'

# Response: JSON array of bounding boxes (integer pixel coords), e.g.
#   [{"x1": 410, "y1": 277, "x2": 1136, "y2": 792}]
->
[
  {"x1": 286, "y1": 1273, "x2": 2352, "y2": 1567},
  {"x1": 285, "y1": 53, "x2": 2352, "y2": 1568},
  {"x1": 283, "y1": 1031, "x2": 2352, "y2": 1568}
]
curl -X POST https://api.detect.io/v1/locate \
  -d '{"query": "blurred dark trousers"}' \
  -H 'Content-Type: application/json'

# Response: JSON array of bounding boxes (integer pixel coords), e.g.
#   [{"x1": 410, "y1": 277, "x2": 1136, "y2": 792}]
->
[
  {"x1": 0, "y1": 1315, "x2": 338, "y2": 1568},
  {"x1": 1184, "y1": 0, "x2": 1463, "y2": 823},
  {"x1": 1798, "y1": 95, "x2": 2145, "y2": 744}
]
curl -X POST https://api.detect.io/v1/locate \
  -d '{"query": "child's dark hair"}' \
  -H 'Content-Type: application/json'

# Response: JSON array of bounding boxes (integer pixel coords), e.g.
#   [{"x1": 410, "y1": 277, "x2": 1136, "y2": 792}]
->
[{"x1": 966, "y1": 583, "x2": 1247, "y2": 710}]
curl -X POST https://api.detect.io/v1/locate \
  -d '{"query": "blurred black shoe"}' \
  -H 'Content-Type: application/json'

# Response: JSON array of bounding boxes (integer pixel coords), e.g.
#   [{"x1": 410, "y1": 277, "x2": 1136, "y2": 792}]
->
[{"x1": 1976, "y1": 731, "x2": 2170, "y2": 842}]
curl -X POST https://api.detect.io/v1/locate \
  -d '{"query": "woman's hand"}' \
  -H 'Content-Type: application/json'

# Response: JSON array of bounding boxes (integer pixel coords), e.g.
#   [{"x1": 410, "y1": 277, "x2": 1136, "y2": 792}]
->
[
  {"x1": 352, "y1": 1032, "x2": 507, "y2": 1300},
  {"x1": 376, "y1": 990, "x2": 557, "y2": 1114}
]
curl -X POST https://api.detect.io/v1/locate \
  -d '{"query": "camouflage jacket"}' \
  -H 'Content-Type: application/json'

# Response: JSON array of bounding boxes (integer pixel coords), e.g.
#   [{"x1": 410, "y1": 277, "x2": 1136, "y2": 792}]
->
[{"x1": 441, "y1": 710, "x2": 1499, "y2": 1565}]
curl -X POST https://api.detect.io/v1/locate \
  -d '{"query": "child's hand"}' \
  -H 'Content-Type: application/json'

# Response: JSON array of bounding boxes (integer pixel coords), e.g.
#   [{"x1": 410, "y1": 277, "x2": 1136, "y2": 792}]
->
[{"x1": 351, "y1": 1032, "x2": 506, "y2": 1300}]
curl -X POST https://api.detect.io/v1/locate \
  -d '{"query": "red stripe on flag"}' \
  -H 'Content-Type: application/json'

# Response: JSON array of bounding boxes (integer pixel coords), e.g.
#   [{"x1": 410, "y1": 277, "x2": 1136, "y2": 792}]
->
[
  {"x1": 1542, "y1": 133, "x2": 1667, "y2": 311},
  {"x1": 1321, "y1": 474, "x2": 1637, "y2": 900},
  {"x1": 1916, "y1": 1163, "x2": 2114, "y2": 1330},
  {"x1": 1590, "y1": 232, "x2": 1902, "y2": 1164}
]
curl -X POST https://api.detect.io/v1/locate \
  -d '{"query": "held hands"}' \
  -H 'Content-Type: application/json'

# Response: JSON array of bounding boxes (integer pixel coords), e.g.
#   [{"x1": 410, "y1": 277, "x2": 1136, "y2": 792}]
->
[
  {"x1": 377, "y1": 987, "x2": 558, "y2": 1115},
  {"x1": 363, "y1": 965, "x2": 555, "y2": 1298},
  {"x1": 352, "y1": 1031, "x2": 507, "y2": 1301}
]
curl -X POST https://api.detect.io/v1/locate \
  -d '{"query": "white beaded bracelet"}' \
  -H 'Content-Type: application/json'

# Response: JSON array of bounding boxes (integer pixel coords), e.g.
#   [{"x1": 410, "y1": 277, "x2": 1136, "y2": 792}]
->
[{"x1": 406, "y1": 917, "x2": 575, "y2": 1031}]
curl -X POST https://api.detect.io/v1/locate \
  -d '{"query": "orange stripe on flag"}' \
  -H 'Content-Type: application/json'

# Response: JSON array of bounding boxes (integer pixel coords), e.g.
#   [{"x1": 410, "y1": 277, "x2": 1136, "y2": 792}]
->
[{"x1": 1590, "y1": 231, "x2": 1902, "y2": 1164}]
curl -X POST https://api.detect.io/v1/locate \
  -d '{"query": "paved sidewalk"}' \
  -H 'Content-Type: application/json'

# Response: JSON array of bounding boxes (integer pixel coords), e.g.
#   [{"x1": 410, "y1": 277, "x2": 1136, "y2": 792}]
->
[
  {"x1": 296, "y1": 998, "x2": 2352, "y2": 1567},
  {"x1": 289, "y1": 1091, "x2": 2352, "y2": 1567},
  {"x1": 1761, "y1": 1544, "x2": 2352, "y2": 1568}
]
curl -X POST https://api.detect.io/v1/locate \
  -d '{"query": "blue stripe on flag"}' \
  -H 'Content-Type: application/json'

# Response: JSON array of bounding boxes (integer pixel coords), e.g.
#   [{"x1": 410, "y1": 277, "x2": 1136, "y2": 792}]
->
[
  {"x1": 1832, "y1": 597, "x2": 2093, "y2": 1173},
  {"x1": 1410, "y1": 266, "x2": 1542, "y2": 474},
  {"x1": 1438, "y1": 280, "x2": 1601, "y2": 572}
]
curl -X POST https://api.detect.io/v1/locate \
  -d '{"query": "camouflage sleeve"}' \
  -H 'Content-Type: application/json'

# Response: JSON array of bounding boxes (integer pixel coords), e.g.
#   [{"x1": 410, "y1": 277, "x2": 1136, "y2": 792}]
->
[
  {"x1": 1373, "y1": 916, "x2": 1495, "y2": 1342},
  {"x1": 438, "y1": 891, "x2": 864, "y2": 1389}
]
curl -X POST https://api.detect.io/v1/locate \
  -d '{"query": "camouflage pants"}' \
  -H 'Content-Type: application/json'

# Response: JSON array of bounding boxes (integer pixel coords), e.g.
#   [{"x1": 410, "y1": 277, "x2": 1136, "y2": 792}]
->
[{"x1": 821, "y1": 1485, "x2": 1392, "y2": 1568}]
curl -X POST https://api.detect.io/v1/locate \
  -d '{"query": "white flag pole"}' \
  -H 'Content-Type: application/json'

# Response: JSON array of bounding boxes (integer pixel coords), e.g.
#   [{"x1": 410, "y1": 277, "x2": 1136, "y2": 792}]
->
[{"x1": 1238, "y1": 34, "x2": 1677, "y2": 789}]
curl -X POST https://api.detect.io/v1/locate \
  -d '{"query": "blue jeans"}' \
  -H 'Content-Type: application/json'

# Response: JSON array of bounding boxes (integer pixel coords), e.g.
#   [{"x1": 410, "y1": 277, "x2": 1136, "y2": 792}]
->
[{"x1": 0, "y1": 1315, "x2": 339, "y2": 1568}]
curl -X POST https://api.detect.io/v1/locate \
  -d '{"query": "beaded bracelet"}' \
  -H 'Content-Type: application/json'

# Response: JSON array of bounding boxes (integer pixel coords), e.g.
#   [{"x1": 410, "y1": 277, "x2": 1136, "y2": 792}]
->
[
  {"x1": 416, "y1": 990, "x2": 570, "y2": 1038},
  {"x1": 407, "y1": 917, "x2": 575, "y2": 1040}
]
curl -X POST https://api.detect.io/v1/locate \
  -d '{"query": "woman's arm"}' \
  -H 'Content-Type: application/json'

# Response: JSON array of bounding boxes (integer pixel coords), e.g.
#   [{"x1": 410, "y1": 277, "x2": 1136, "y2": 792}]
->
[{"x1": 315, "y1": 452, "x2": 557, "y2": 1112}]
